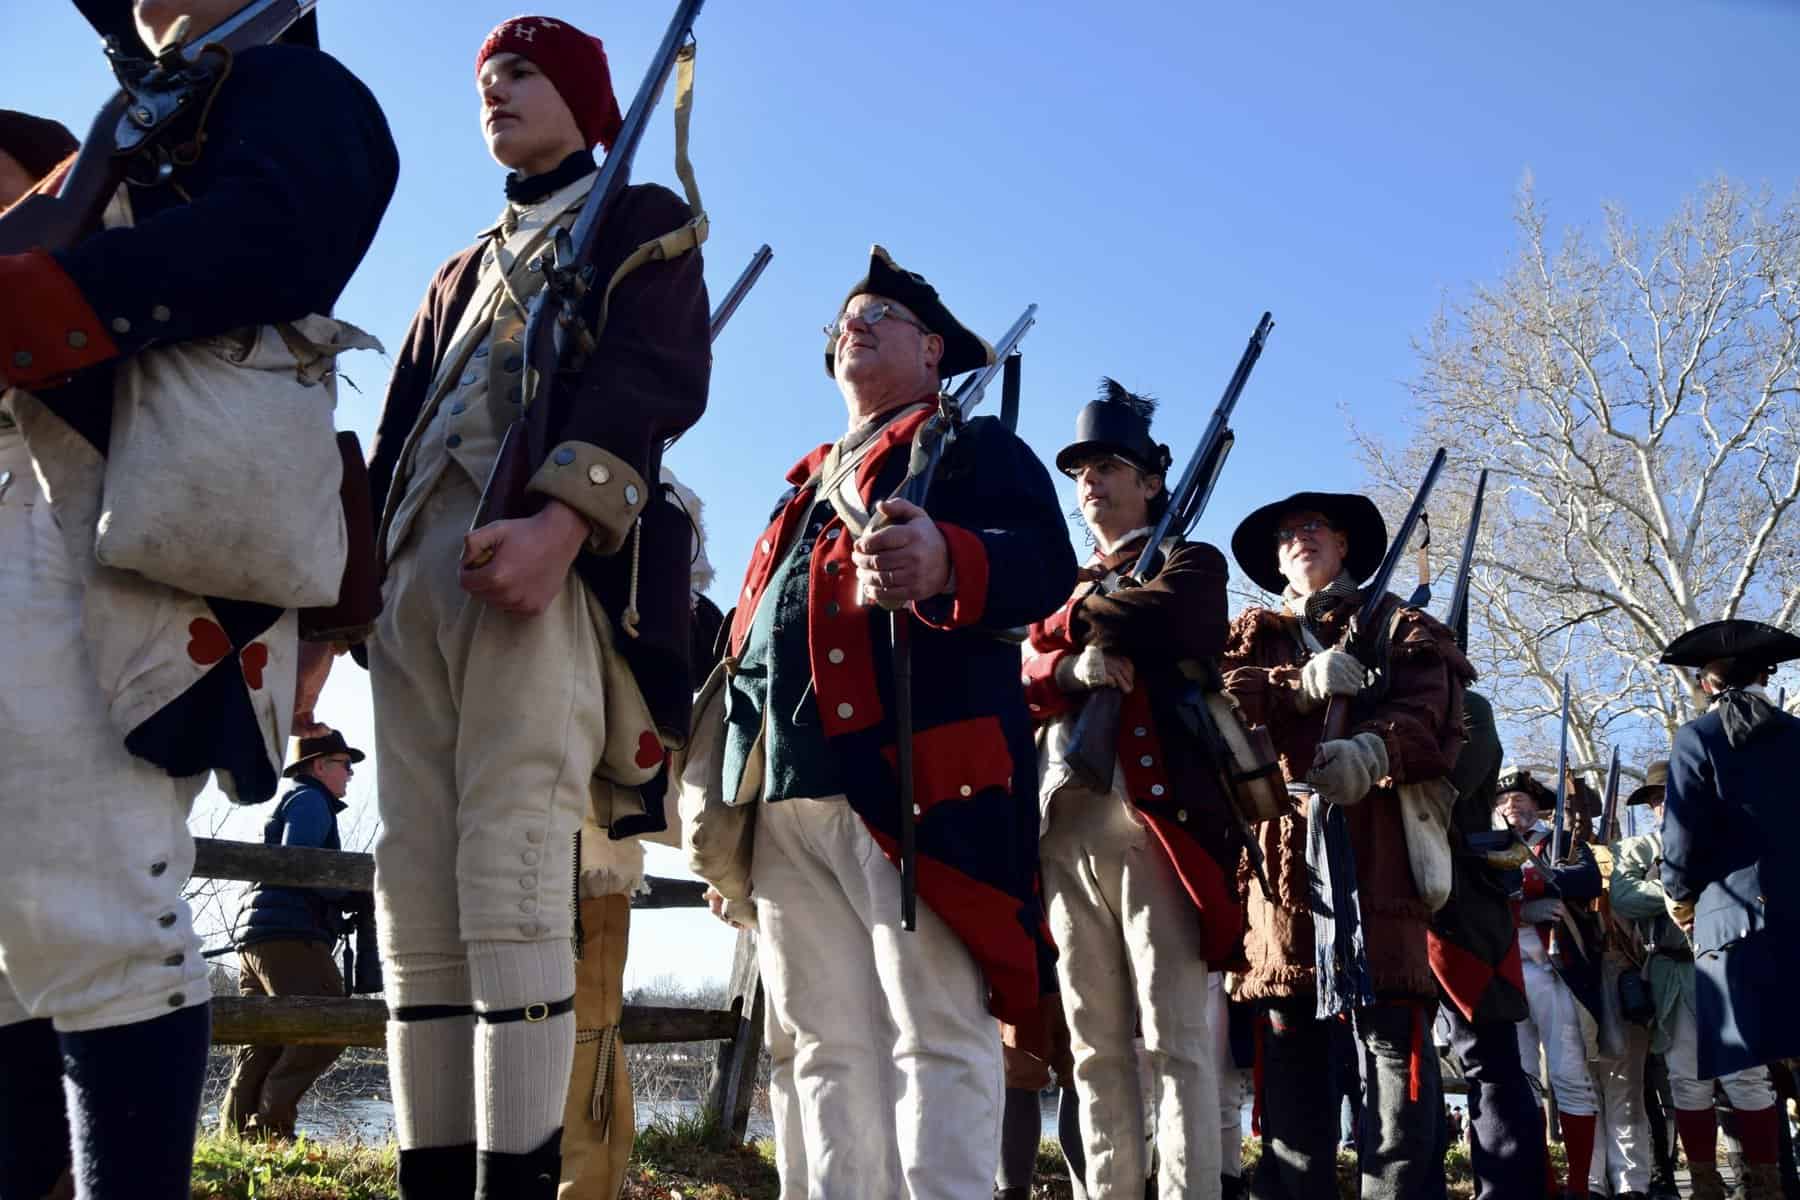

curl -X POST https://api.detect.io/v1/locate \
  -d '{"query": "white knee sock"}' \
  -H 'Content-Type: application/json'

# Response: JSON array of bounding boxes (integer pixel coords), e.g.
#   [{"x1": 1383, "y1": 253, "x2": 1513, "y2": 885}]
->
[
  {"x1": 387, "y1": 952, "x2": 475, "y2": 1150},
  {"x1": 469, "y1": 939, "x2": 576, "y2": 1155}
]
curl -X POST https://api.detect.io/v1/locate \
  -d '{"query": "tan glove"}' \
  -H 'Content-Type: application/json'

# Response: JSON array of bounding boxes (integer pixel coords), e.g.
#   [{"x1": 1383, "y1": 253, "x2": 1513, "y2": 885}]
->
[
  {"x1": 1295, "y1": 649, "x2": 1367, "y2": 713},
  {"x1": 1308, "y1": 732, "x2": 1389, "y2": 807}
]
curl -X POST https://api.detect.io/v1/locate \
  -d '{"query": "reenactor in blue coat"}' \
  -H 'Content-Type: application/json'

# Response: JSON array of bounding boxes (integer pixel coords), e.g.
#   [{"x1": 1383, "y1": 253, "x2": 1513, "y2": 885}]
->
[
  {"x1": 0, "y1": 4, "x2": 395, "y2": 1198},
  {"x1": 715, "y1": 246, "x2": 1074, "y2": 1198},
  {"x1": 1654, "y1": 619, "x2": 1800, "y2": 1199}
]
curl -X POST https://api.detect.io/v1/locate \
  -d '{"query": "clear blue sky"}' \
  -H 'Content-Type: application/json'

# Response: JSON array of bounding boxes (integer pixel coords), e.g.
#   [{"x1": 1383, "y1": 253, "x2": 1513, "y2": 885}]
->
[{"x1": 10, "y1": 0, "x2": 1795, "y2": 978}]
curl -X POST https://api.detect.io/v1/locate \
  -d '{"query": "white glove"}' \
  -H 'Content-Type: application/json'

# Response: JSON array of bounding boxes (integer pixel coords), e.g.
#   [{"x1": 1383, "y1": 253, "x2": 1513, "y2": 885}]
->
[
  {"x1": 1307, "y1": 732, "x2": 1389, "y2": 807},
  {"x1": 1295, "y1": 649, "x2": 1366, "y2": 712},
  {"x1": 1054, "y1": 645, "x2": 1133, "y2": 692},
  {"x1": 1519, "y1": 897, "x2": 1566, "y2": 925}
]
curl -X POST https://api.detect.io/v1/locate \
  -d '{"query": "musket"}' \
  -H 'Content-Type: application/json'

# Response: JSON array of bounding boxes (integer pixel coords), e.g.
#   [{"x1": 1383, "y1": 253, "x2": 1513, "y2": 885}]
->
[
  {"x1": 1596, "y1": 744, "x2": 1622, "y2": 845},
  {"x1": 1550, "y1": 674, "x2": 1573, "y2": 863},
  {"x1": 1405, "y1": 515, "x2": 1432, "y2": 608},
  {"x1": 1444, "y1": 469, "x2": 1488, "y2": 651},
  {"x1": 1, "y1": 0, "x2": 317, "y2": 255},
  {"x1": 890, "y1": 305, "x2": 1039, "y2": 931},
  {"x1": 471, "y1": 0, "x2": 707, "y2": 534},
  {"x1": 708, "y1": 243, "x2": 773, "y2": 341},
  {"x1": 1315, "y1": 446, "x2": 1448, "y2": 750},
  {"x1": 1063, "y1": 312, "x2": 1275, "y2": 792},
  {"x1": 660, "y1": 244, "x2": 774, "y2": 454},
  {"x1": 1780, "y1": 687, "x2": 1788, "y2": 711}
]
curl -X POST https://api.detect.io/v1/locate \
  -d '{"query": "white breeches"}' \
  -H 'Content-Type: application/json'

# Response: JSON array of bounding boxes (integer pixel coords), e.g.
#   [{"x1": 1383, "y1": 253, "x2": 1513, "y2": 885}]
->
[
  {"x1": 752, "y1": 795, "x2": 1001, "y2": 1200},
  {"x1": 369, "y1": 469, "x2": 602, "y2": 958},
  {"x1": 0, "y1": 423, "x2": 208, "y2": 1032},
  {"x1": 1042, "y1": 792, "x2": 1220, "y2": 1200},
  {"x1": 1666, "y1": 986, "x2": 1775, "y2": 1111},
  {"x1": 1589, "y1": 981, "x2": 1652, "y2": 1194},
  {"x1": 1210, "y1": 973, "x2": 1250, "y2": 1180},
  {"x1": 1517, "y1": 932, "x2": 1597, "y2": 1116}
]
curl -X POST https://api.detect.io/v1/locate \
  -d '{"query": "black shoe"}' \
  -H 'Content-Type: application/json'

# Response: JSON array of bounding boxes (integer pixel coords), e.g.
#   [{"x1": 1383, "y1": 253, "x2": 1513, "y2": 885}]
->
[
  {"x1": 994, "y1": 1189, "x2": 1032, "y2": 1200},
  {"x1": 1221, "y1": 1175, "x2": 1249, "y2": 1200},
  {"x1": 398, "y1": 1143, "x2": 476, "y2": 1200},
  {"x1": 1616, "y1": 1192, "x2": 1650, "y2": 1200},
  {"x1": 476, "y1": 1131, "x2": 562, "y2": 1200}
]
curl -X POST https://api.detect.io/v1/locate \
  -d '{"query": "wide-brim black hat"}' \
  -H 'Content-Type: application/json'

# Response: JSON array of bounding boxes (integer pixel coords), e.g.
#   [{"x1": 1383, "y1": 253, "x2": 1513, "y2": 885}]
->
[
  {"x1": 824, "y1": 244, "x2": 993, "y2": 380},
  {"x1": 1230, "y1": 491, "x2": 1387, "y2": 596},
  {"x1": 284, "y1": 729, "x2": 365, "y2": 777},
  {"x1": 1625, "y1": 759, "x2": 1668, "y2": 807},
  {"x1": 0, "y1": 111, "x2": 78, "y2": 182},
  {"x1": 73, "y1": 0, "x2": 318, "y2": 58},
  {"x1": 1660, "y1": 619, "x2": 1800, "y2": 670}
]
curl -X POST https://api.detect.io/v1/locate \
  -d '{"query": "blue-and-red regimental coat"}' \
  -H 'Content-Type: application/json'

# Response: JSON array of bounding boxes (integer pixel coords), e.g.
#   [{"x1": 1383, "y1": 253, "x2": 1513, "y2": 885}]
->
[{"x1": 724, "y1": 402, "x2": 1076, "y2": 1026}]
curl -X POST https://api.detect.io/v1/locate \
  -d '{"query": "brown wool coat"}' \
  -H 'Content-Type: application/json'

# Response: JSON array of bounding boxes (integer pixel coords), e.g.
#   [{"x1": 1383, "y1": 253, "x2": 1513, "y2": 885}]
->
[{"x1": 1220, "y1": 594, "x2": 1474, "y2": 1002}]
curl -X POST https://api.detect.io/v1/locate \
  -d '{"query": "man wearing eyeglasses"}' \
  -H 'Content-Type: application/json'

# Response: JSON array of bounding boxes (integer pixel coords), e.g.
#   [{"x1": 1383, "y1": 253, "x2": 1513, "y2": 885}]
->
[
  {"x1": 1219, "y1": 492, "x2": 1475, "y2": 1199},
  {"x1": 221, "y1": 730, "x2": 363, "y2": 1141},
  {"x1": 708, "y1": 245, "x2": 1074, "y2": 1199},
  {"x1": 1019, "y1": 379, "x2": 1242, "y2": 1200}
]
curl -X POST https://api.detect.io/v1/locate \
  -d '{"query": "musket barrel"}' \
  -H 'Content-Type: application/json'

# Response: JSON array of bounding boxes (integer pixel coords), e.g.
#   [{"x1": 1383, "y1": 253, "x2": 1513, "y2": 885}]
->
[
  {"x1": 1446, "y1": 469, "x2": 1488, "y2": 651},
  {"x1": 709, "y1": 243, "x2": 773, "y2": 340}
]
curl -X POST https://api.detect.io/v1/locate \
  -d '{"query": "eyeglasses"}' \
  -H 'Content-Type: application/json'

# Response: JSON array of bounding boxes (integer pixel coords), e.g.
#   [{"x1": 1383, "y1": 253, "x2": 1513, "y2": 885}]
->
[
  {"x1": 323, "y1": 756, "x2": 353, "y2": 771},
  {"x1": 823, "y1": 301, "x2": 932, "y2": 340},
  {"x1": 1274, "y1": 519, "x2": 1331, "y2": 545}
]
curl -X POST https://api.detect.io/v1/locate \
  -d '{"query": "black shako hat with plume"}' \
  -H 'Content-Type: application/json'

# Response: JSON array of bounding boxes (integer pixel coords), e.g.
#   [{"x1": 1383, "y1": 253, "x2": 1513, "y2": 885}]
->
[
  {"x1": 1055, "y1": 378, "x2": 1172, "y2": 478},
  {"x1": 824, "y1": 244, "x2": 993, "y2": 380},
  {"x1": 73, "y1": 0, "x2": 318, "y2": 58}
]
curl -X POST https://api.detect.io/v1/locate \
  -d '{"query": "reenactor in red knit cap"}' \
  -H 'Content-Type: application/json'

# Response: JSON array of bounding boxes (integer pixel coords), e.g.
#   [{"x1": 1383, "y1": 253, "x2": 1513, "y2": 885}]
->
[{"x1": 362, "y1": 15, "x2": 708, "y2": 1197}]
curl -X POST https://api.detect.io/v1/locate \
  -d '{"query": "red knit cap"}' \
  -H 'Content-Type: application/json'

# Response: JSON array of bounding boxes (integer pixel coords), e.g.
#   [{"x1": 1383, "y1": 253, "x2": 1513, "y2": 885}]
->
[{"x1": 476, "y1": 16, "x2": 624, "y2": 152}]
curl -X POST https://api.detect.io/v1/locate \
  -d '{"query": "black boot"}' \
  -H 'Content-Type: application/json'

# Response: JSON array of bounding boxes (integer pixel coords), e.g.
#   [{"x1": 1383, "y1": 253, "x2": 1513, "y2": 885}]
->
[
  {"x1": 994, "y1": 1190, "x2": 1031, "y2": 1200},
  {"x1": 476, "y1": 1131, "x2": 562, "y2": 1200},
  {"x1": 398, "y1": 1144, "x2": 476, "y2": 1200},
  {"x1": 1221, "y1": 1174, "x2": 1249, "y2": 1200}
]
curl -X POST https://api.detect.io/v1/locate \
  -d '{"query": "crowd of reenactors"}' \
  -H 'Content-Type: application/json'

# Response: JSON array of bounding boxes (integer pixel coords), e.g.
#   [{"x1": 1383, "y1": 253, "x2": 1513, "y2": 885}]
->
[{"x1": 2, "y1": 4, "x2": 1797, "y2": 1200}]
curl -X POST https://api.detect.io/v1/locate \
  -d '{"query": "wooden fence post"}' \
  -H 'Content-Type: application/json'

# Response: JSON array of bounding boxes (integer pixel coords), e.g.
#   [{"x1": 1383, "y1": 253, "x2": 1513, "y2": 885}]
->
[{"x1": 702, "y1": 926, "x2": 765, "y2": 1144}]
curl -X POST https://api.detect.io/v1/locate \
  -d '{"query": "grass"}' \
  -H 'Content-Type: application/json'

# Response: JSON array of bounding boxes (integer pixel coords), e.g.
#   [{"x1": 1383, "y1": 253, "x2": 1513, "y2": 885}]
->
[{"x1": 188, "y1": 1127, "x2": 1562, "y2": 1199}]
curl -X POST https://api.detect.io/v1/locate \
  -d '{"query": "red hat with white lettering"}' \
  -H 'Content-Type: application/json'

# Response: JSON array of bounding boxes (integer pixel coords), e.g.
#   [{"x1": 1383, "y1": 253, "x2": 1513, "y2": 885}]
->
[{"x1": 476, "y1": 15, "x2": 624, "y2": 152}]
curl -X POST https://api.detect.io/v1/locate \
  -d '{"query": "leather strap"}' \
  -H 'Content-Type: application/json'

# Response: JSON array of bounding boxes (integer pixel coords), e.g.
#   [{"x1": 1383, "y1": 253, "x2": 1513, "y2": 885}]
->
[
  {"x1": 475, "y1": 995, "x2": 576, "y2": 1025},
  {"x1": 390, "y1": 1003, "x2": 475, "y2": 1023}
]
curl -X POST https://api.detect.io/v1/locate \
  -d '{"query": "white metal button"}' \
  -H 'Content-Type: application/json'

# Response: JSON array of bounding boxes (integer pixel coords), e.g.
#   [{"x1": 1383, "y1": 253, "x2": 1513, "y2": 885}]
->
[
  {"x1": 589, "y1": 464, "x2": 610, "y2": 485},
  {"x1": 1140, "y1": 755, "x2": 1154, "y2": 767},
  {"x1": 1151, "y1": 785, "x2": 1165, "y2": 797},
  {"x1": 1134, "y1": 727, "x2": 1148, "y2": 737},
  {"x1": 959, "y1": 785, "x2": 972, "y2": 797},
  {"x1": 827, "y1": 648, "x2": 845, "y2": 665},
  {"x1": 836, "y1": 702, "x2": 854, "y2": 719}
]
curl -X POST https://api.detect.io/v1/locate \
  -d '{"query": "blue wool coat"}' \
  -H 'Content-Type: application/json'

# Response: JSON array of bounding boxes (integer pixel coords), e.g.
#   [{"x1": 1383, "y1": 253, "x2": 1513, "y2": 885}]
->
[
  {"x1": 724, "y1": 404, "x2": 1077, "y2": 1026},
  {"x1": 1661, "y1": 700, "x2": 1800, "y2": 1077}
]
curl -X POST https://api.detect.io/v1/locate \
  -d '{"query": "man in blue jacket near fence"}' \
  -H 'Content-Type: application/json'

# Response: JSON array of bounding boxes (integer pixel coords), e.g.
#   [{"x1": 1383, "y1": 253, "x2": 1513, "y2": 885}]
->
[{"x1": 221, "y1": 730, "x2": 363, "y2": 1140}]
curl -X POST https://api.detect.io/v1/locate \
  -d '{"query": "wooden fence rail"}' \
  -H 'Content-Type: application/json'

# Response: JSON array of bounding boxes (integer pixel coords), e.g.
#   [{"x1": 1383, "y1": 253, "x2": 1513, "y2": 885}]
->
[
  {"x1": 191, "y1": 836, "x2": 764, "y2": 1141},
  {"x1": 192, "y1": 838, "x2": 709, "y2": 909}
]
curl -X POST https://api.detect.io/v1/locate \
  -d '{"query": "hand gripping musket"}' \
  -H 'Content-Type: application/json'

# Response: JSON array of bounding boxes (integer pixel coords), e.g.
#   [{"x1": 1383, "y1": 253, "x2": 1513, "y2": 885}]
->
[
  {"x1": 887, "y1": 305, "x2": 1039, "y2": 931},
  {"x1": 1064, "y1": 312, "x2": 1275, "y2": 791},
  {"x1": 469, "y1": 0, "x2": 708, "y2": 538},
  {"x1": 1314, "y1": 447, "x2": 1448, "y2": 752},
  {"x1": 0, "y1": 0, "x2": 316, "y2": 254}
]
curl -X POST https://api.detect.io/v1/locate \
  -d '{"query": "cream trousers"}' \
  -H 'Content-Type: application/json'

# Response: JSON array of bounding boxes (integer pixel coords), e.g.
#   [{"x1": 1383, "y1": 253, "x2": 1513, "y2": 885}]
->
[
  {"x1": 1041, "y1": 791, "x2": 1220, "y2": 1200},
  {"x1": 1589, "y1": 958, "x2": 1652, "y2": 1195},
  {"x1": 369, "y1": 469, "x2": 603, "y2": 955},
  {"x1": 752, "y1": 795, "x2": 1001, "y2": 1200},
  {"x1": 0, "y1": 424, "x2": 207, "y2": 1031}
]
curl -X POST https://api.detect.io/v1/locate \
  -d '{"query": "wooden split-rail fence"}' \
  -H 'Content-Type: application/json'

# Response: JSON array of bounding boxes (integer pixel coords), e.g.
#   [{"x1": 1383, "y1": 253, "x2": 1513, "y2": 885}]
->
[{"x1": 191, "y1": 837, "x2": 768, "y2": 1144}]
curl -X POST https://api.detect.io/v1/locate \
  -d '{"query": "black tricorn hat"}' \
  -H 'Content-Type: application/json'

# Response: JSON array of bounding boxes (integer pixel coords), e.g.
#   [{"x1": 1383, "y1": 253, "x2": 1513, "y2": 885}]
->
[
  {"x1": 1495, "y1": 768, "x2": 1555, "y2": 811},
  {"x1": 824, "y1": 244, "x2": 994, "y2": 380},
  {"x1": 73, "y1": 0, "x2": 319, "y2": 57},
  {"x1": 0, "y1": 111, "x2": 78, "y2": 183},
  {"x1": 1625, "y1": 760, "x2": 1668, "y2": 807},
  {"x1": 284, "y1": 729, "x2": 365, "y2": 778},
  {"x1": 1230, "y1": 491, "x2": 1387, "y2": 596},
  {"x1": 1055, "y1": 378, "x2": 1172, "y2": 477},
  {"x1": 1659, "y1": 619, "x2": 1800, "y2": 671}
]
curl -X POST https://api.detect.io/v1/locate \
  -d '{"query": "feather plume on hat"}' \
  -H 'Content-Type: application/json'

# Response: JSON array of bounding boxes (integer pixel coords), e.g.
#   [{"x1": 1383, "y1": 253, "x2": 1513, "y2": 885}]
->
[{"x1": 1097, "y1": 377, "x2": 1158, "y2": 424}]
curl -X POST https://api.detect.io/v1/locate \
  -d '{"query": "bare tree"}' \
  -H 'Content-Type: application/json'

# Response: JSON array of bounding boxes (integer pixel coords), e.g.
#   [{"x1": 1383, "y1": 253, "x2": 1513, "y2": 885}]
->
[{"x1": 1358, "y1": 177, "x2": 1800, "y2": 775}]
